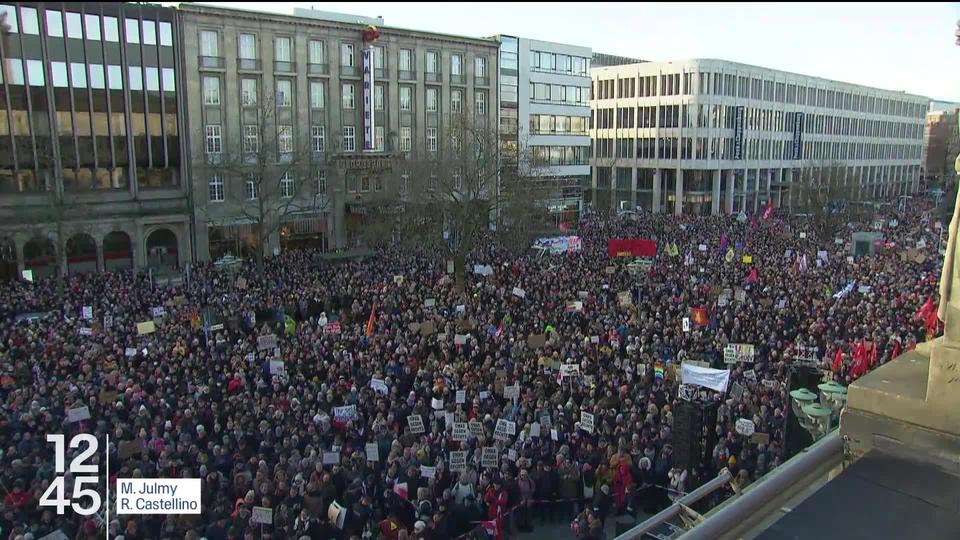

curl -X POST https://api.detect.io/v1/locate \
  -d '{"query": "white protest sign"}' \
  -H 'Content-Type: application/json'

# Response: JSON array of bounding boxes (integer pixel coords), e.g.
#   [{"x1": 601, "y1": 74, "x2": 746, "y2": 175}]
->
[
  {"x1": 452, "y1": 422, "x2": 468, "y2": 441},
  {"x1": 468, "y1": 420, "x2": 484, "y2": 438},
  {"x1": 393, "y1": 275, "x2": 404, "y2": 284},
  {"x1": 735, "y1": 418, "x2": 756, "y2": 436},
  {"x1": 431, "y1": 397, "x2": 444, "y2": 410},
  {"x1": 21, "y1": 269, "x2": 33, "y2": 282},
  {"x1": 333, "y1": 405, "x2": 357, "y2": 421},
  {"x1": 680, "y1": 364, "x2": 731, "y2": 392},
  {"x1": 365, "y1": 442, "x2": 379, "y2": 462},
  {"x1": 456, "y1": 389, "x2": 466, "y2": 404},
  {"x1": 698, "y1": 244, "x2": 707, "y2": 252},
  {"x1": 744, "y1": 369, "x2": 757, "y2": 382},
  {"x1": 799, "y1": 232, "x2": 807, "y2": 239},
  {"x1": 682, "y1": 318, "x2": 691, "y2": 332},
  {"x1": 449, "y1": 451, "x2": 467, "y2": 473},
  {"x1": 369, "y1": 378, "x2": 388, "y2": 395},
  {"x1": 424, "y1": 298, "x2": 436, "y2": 308},
  {"x1": 503, "y1": 384, "x2": 520, "y2": 400},
  {"x1": 481, "y1": 446, "x2": 498, "y2": 468},
  {"x1": 559, "y1": 363, "x2": 581, "y2": 378},
  {"x1": 420, "y1": 465, "x2": 436, "y2": 479},
  {"x1": 551, "y1": 428, "x2": 558, "y2": 441},
  {"x1": 78, "y1": 327, "x2": 92, "y2": 336},
  {"x1": 454, "y1": 334, "x2": 468, "y2": 345},
  {"x1": 269, "y1": 360, "x2": 285, "y2": 375},
  {"x1": 494, "y1": 419, "x2": 515, "y2": 441},
  {"x1": 257, "y1": 334, "x2": 278, "y2": 351},
  {"x1": 407, "y1": 415, "x2": 425, "y2": 434},
  {"x1": 512, "y1": 287, "x2": 526, "y2": 298},
  {"x1": 251, "y1": 506, "x2": 273, "y2": 525},
  {"x1": 580, "y1": 411, "x2": 595, "y2": 433},
  {"x1": 66, "y1": 406, "x2": 91, "y2": 423},
  {"x1": 530, "y1": 422, "x2": 541, "y2": 438},
  {"x1": 323, "y1": 452, "x2": 340, "y2": 465},
  {"x1": 125, "y1": 347, "x2": 137, "y2": 357},
  {"x1": 151, "y1": 306, "x2": 166, "y2": 318},
  {"x1": 82, "y1": 306, "x2": 93, "y2": 319}
]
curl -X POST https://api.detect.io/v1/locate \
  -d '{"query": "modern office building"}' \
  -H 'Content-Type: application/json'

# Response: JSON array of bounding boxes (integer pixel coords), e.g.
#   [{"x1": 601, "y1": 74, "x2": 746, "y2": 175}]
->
[
  {"x1": 0, "y1": 1, "x2": 190, "y2": 280},
  {"x1": 588, "y1": 59, "x2": 929, "y2": 215},
  {"x1": 496, "y1": 35, "x2": 591, "y2": 225},
  {"x1": 923, "y1": 106, "x2": 959, "y2": 185},
  {"x1": 179, "y1": 4, "x2": 499, "y2": 260}
]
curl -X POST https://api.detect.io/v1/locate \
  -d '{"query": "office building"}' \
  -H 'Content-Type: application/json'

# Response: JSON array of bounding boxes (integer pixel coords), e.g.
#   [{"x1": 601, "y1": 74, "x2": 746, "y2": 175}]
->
[
  {"x1": 179, "y1": 4, "x2": 499, "y2": 260},
  {"x1": 496, "y1": 35, "x2": 591, "y2": 224},
  {"x1": 923, "y1": 105, "x2": 959, "y2": 185},
  {"x1": 0, "y1": 1, "x2": 190, "y2": 279},
  {"x1": 589, "y1": 59, "x2": 929, "y2": 215}
]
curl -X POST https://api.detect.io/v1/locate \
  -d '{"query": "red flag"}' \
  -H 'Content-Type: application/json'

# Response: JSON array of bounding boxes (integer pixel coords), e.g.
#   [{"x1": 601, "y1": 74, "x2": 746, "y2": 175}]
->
[
  {"x1": 365, "y1": 303, "x2": 377, "y2": 337},
  {"x1": 914, "y1": 296, "x2": 934, "y2": 322},
  {"x1": 746, "y1": 267, "x2": 759, "y2": 283},
  {"x1": 691, "y1": 307, "x2": 709, "y2": 327},
  {"x1": 892, "y1": 340, "x2": 901, "y2": 360},
  {"x1": 763, "y1": 200, "x2": 774, "y2": 220},
  {"x1": 869, "y1": 342, "x2": 878, "y2": 368},
  {"x1": 559, "y1": 222, "x2": 569, "y2": 233},
  {"x1": 925, "y1": 304, "x2": 940, "y2": 339},
  {"x1": 832, "y1": 347, "x2": 843, "y2": 372},
  {"x1": 793, "y1": 255, "x2": 799, "y2": 274}
]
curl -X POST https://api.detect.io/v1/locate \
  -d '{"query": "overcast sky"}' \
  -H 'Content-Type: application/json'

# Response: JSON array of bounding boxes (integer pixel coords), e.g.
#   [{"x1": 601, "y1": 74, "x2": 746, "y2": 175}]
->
[{"x1": 169, "y1": 2, "x2": 960, "y2": 102}]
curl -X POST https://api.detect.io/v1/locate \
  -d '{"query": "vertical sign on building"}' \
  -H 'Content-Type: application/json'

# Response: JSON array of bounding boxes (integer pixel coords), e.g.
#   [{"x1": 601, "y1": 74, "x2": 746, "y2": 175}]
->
[
  {"x1": 361, "y1": 46, "x2": 375, "y2": 152},
  {"x1": 733, "y1": 106, "x2": 745, "y2": 160},
  {"x1": 791, "y1": 112, "x2": 805, "y2": 160}
]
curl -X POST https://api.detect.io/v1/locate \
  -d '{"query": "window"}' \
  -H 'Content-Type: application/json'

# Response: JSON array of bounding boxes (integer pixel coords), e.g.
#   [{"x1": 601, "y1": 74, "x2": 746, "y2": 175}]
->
[
  {"x1": 427, "y1": 128, "x2": 438, "y2": 152},
  {"x1": 88, "y1": 64, "x2": 105, "y2": 89},
  {"x1": 400, "y1": 86, "x2": 412, "y2": 111},
  {"x1": 401, "y1": 171, "x2": 409, "y2": 194},
  {"x1": 342, "y1": 83, "x2": 355, "y2": 109},
  {"x1": 475, "y1": 57, "x2": 486, "y2": 77},
  {"x1": 159, "y1": 21, "x2": 172, "y2": 46},
  {"x1": 26, "y1": 60, "x2": 43, "y2": 86},
  {"x1": 451, "y1": 54, "x2": 463, "y2": 76},
  {"x1": 454, "y1": 170, "x2": 463, "y2": 190},
  {"x1": 342, "y1": 126, "x2": 356, "y2": 152},
  {"x1": 243, "y1": 125, "x2": 259, "y2": 154},
  {"x1": 85, "y1": 14, "x2": 101, "y2": 40},
  {"x1": 399, "y1": 49, "x2": 412, "y2": 71},
  {"x1": 276, "y1": 80, "x2": 292, "y2": 107},
  {"x1": 0, "y1": 5, "x2": 17, "y2": 33},
  {"x1": 280, "y1": 172, "x2": 295, "y2": 198},
  {"x1": 375, "y1": 173, "x2": 384, "y2": 192},
  {"x1": 200, "y1": 30, "x2": 218, "y2": 57},
  {"x1": 310, "y1": 81, "x2": 325, "y2": 108},
  {"x1": 205, "y1": 125, "x2": 222, "y2": 154},
  {"x1": 239, "y1": 33, "x2": 256, "y2": 59},
  {"x1": 108, "y1": 65, "x2": 123, "y2": 89},
  {"x1": 374, "y1": 46, "x2": 384, "y2": 69},
  {"x1": 341, "y1": 43, "x2": 354, "y2": 66},
  {"x1": 246, "y1": 173, "x2": 259, "y2": 200},
  {"x1": 208, "y1": 175, "x2": 224, "y2": 202},
  {"x1": 51, "y1": 62, "x2": 68, "y2": 87},
  {"x1": 278, "y1": 125, "x2": 293, "y2": 154},
  {"x1": 20, "y1": 6, "x2": 38, "y2": 34},
  {"x1": 103, "y1": 16, "x2": 119, "y2": 42},
  {"x1": 46, "y1": 10, "x2": 63, "y2": 37},
  {"x1": 309, "y1": 40, "x2": 325, "y2": 64},
  {"x1": 316, "y1": 169, "x2": 327, "y2": 195},
  {"x1": 361, "y1": 176, "x2": 371, "y2": 192},
  {"x1": 426, "y1": 88, "x2": 438, "y2": 112},
  {"x1": 374, "y1": 84, "x2": 384, "y2": 111},
  {"x1": 375, "y1": 126, "x2": 384, "y2": 151},
  {"x1": 400, "y1": 127, "x2": 412, "y2": 151},
  {"x1": 312, "y1": 126, "x2": 325, "y2": 152},
  {"x1": 125, "y1": 18, "x2": 139, "y2": 43},
  {"x1": 476, "y1": 91, "x2": 486, "y2": 115},
  {"x1": 241, "y1": 78, "x2": 257, "y2": 106},
  {"x1": 125, "y1": 65, "x2": 138, "y2": 90},
  {"x1": 142, "y1": 20, "x2": 155, "y2": 44},
  {"x1": 426, "y1": 51, "x2": 439, "y2": 73},
  {"x1": 203, "y1": 76, "x2": 220, "y2": 105},
  {"x1": 274, "y1": 36, "x2": 291, "y2": 62},
  {"x1": 451, "y1": 90, "x2": 462, "y2": 113}
]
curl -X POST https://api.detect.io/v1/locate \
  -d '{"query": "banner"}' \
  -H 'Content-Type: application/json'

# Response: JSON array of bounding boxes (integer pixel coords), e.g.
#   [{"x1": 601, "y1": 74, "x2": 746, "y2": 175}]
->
[
  {"x1": 680, "y1": 364, "x2": 731, "y2": 392},
  {"x1": 533, "y1": 236, "x2": 582, "y2": 254},
  {"x1": 361, "y1": 46, "x2": 375, "y2": 151},
  {"x1": 733, "y1": 105, "x2": 745, "y2": 160},
  {"x1": 608, "y1": 238, "x2": 658, "y2": 258},
  {"x1": 791, "y1": 112, "x2": 805, "y2": 160}
]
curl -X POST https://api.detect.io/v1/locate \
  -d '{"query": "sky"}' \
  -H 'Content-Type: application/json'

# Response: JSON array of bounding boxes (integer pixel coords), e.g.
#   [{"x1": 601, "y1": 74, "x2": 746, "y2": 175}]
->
[{"x1": 168, "y1": 2, "x2": 960, "y2": 102}]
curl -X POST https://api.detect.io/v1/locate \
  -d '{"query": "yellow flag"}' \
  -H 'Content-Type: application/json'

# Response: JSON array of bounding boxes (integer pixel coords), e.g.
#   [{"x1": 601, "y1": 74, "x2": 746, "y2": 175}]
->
[{"x1": 725, "y1": 247, "x2": 735, "y2": 263}]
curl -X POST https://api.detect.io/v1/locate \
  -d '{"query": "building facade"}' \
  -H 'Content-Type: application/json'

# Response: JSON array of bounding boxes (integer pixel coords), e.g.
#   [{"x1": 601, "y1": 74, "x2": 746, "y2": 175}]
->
[
  {"x1": 589, "y1": 59, "x2": 929, "y2": 215},
  {"x1": 497, "y1": 35, "x2": 591, "y2": 225},
  {"x1": 923, "y1": 106, "x2": 959, "y2": 186},
  {"x1": 0, "y1": 1, "x2": 190, "y2": 280},
  {"x1": 179, "y1": 4, "x2": 499, "y2": 261}
]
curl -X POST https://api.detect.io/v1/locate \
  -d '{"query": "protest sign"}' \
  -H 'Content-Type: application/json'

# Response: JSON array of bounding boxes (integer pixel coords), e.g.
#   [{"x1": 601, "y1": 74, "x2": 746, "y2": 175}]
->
[
  {"x1": 512, "y1": 287, "x2": 526, "y2": 298},
  {"x1": 551, "y1": 429, "x2": 558, "y2": 441},
  {"x1": 724, "y1": 343, "x2": 755, "y2": 363},
  {"x1": 268, "y1": 360, "x2": 285, "y2": 375},
  {"x1": 324, "y1": 322, "x2": 341, "y2": 335},
  {"x1": 494, "y1": 419, "x2": 514, "y2": 441},
  {"x1": 456, "y1": 389, "x2": 466, "y2": 404},
  {"x1": 682, "y1": 317, "x2": 691, "y2": 332},
  {"x1": 751, "y1": 432, "x2": 770, "y2": 445},
  {"x1": 431, "y1": 398, "x2": 444, "y2": 410},
  {"x1": 67, "y1": 406, "x2": 91, "y2": 423},
  {"x1": 420, "y1": 465, "x2": 436, "y2": 479},
  {"x1": 503, "y1": 384, "x2": 520, "y2": 400},
  {"x1": 407, "y1": 415, "x2": 425, "y2": 434},
  {"x1": 580, "y1": 411, "x2": 595, "y2": 433},
  {"x1": 258, "y1": 334, "x2": 278, "y2": 351},
  {"x1": 151, "y1": 306, "x2": 166, "y2": 318},
  {"x1": 452, "y1": 422, "x2": 468, "y2": 441},
  {"x1": 79, "y1": 327, "x2": 92, "y2": 336},
  {"x1": 369, "y1": 378, "x2": 388, "y2": 395},
  {"x1": 82, "y1": 306, "x2": 93, "y2": 319},
  {"x1": 680, "y1": 364, "x2": 731, "y2": 392},
  {"x1": 678, "y1": 384, "x2": 697, "y2": 402},
  {"x1": 527, "y1": 333, "x2": 546, "y2": 349},
  {"x1": 454, "y1": 334, "x2": 468, "y2": 345},
  {"x1": 323, "y1": 452, "x2": 340, "y2": 465},
  {"x1": 530, "y1": 423, "x2": 541, "y2": 438},
  {"x1": 333, "y1": 405, "x2": 357, "y2": 421},
  {"x1": 468, "y1": 420, "x2": 484, "y2": 438},
  {"x1": 136, "y1": 321, "x2": 155, "y2": 335},
  {"x1": 125, "y1": 347, "x2": 137, "y2": 357},
  {"x1": 393, "y1": 275, "x2": 404, "y2": 284},
  {"x1": 252, "y1": 507, "x2": 273, "y2": 525},
  {"x1": 744, "y1": 369, "x2": 757, "y2": 382},
  {"x1": 742, "y1": 255, "x2": 753, "y2": 264},
  {"x1": 481, "y1": 447, "x2": 498, "y2": 468},
  {"x1": 735, "y1": 418, "x2": 756, "y2": 436},
  {"x1": 618, "y1": 291, "x2": 632, "y2": 307},
  {"x1": 424, "y1": 298, "x2": 436, "y2": 308},
  {"x1": 730, "y1": 382, "x2": 745, "y2": 400},
  {"x1": 449, "y1": 451, "x2": 467, "y2": 473},
  {"x1": 365, "y1": 442, "x2": 379, "y2": 462}
]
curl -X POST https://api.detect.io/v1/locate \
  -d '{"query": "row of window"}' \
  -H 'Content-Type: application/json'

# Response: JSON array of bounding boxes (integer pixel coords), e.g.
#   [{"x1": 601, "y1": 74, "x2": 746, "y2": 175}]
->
[
  {"x1": 594, "y1": 70, "x2": 925, "y2": 119},
  {"x1": 3, "y1": 58, "x2": 175, "y2": 92},
  {"x1": 528, "y1": 114, "x2": 589, "y2": 135},
  {"x1": 0, "y1": 5, "x2": 175, "y2": 46},
  {"x1": 531, "y1": 145, "x2": 589, "y2": 166},
  {"x1": 591, "y1": 103, "x2": 924, "y2": 140},
  {"x1": 203, "y1": 75, "x2": 487, "y2": 115},
  {"x1": 529, "y1": 83, "x2": 589, "y2": 105},
  {"x1": 198, "y1": 29, "x2": 489, "y2": 77},
  {"x1": 529, "y1": 50, "x2": 590, "y2": 76},
  {"x1": 208, "y1": 167, "x2": 401, "y2": 203},
  {"x1": 594, "y1": 136, "x2": 924, "y2": 162},
  {"x1": 206, "y1": 122, "x2": 447, "y2": 157}
]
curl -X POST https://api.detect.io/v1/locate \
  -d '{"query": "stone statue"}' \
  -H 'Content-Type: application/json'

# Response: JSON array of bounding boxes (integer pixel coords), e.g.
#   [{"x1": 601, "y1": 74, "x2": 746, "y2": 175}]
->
[{"x1": 937, "y1": 151, "x2": 960, "y2": 323}]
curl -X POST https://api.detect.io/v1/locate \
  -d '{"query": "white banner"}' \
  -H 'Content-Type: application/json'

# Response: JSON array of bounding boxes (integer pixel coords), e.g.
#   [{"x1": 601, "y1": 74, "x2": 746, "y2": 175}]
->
[
  {"x1": 680, "y1": 364, "x2": 731, "y2": 392},
  {"x1": 533, "y1": 236, "x2": 582, "y2": 254}
]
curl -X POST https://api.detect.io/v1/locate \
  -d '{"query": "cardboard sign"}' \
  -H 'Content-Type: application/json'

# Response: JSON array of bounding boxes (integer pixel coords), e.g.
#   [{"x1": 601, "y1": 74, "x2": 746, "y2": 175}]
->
[
  {"x1": 369, "y1": 378, "x2": 388, "y2": 395},
  {"x1": 530, "y1": 422, "x2": 541, "y2": 438},
  {"x1": 503, "y1": 384, "x2": 520, "y2": 400},
  {"x1": 512, "y1": 287, "x2": 526, "y2": 298},
  {"x1": 527, "y1": 333, "x2": 546, "y2": 349},
  {"x1": 420, "y1": 321, "x2": 436, "y2": 336},
  {"x1": 431, "y1": 397, "x2": 444, "y2": 410},
  {"x1": 393, "y1": 275, "x2": 404, "y2": 284},
  {"x1": 751, "y1": 432, "x2": 770, "y2": 445},
  {"x1": 136, "y1": 321, "x2": 155, "y2": 335},
  {"x1": 269, "y1": 360, "x2": 285, "y2": 375},
  {"x1": 449, "y1": 450, "x2": 467, "y2": 473},
  {"x1": 580, "y1": 411, "x2": 595, "y2": 433},
  {"x1": 118, "y1": 440, "x2": 142, "y2": 459},
  {"x1": 258, "y1": 334, "x2": 278, "y2": 351},
  {"x1": 323, "y1": 452, "x2": 340, "y2": 465},
  {"x1": 81, "y1": 306, "x2": 93, "y2": 319},
  {"x1": 454, "y1": 334, "x2": 468, "y2": 345},
  {"x1": 452, "y1": 422, "x2": 468, "y2": 441},
  {"x1": 365, "y1": 442, "x2": 379, "y2": 461},
  {"x1": 424, "y1": 298, "x2": 436, "y2": 308},
  {"x1": 735, "y1": 418, "x2": 756, "y2": 436},
  {"x1": 67, "y1": 406, "x2": 91, "y2": 423},
  {"x1": 481, "y1": 446, "x2": 498, "y2": 468},
  {"x1": 468, "y1": 420, "x2": 484, "y2": 438},
  {"x1": 407, "y1": 415, "x2": 425, "y2": 434},
  {"x1": 456, "y1": 389, "x2": 466, "y2": 404}
]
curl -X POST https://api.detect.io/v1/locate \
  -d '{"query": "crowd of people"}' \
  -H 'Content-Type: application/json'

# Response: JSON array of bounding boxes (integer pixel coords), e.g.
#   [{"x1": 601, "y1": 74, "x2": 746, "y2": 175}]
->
[{"x1": 0, "y1": 199, "x2": 946, "y2": 540}]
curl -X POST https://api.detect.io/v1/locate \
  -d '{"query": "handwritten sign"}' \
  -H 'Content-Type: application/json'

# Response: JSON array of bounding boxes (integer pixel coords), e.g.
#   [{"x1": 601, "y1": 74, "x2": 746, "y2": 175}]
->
[
  {"x1": 323, "y1": 452, "x2": 340, "y2": 465},
  {"x1": 66, "y1": 406, "x2": 91, "y2": 423},
  {"x1": 407, "y1": 415, "x2": 425, "y2": 434},
  {"x1": 580, "y1": 411, "x2": 595, "y2": 433},
  {"x1": 456, "y1": 389, "x2": 466, "y2": 404},
  {"x1": 420, "y1": 465, "x2": 436, "y2": 479},
  {"x1": 481, "y1": 446, "x2": 498, "y2": 468},
  {"x1": 258, "y1": 334, "x2": 278, "y2": 351},
  {"x1": 251, "y1": 506, "x2": 273, "y2": 525},
  {"x1": 735, "y1": 418, "x2": 756, "y2": 436},
  {"x1": 136, "y1": 321, "x2": 155, "y2": 335},
  {"x1": 449, "y1": 450, "x2": 467, "y2": 473},
  {"x1": 452, "y1": 422, "x2": 468, "y2": 441},
  {"x1": 503, "y1": 384, "x2": 520, "y2": 400},
  {"x1": 512, "y1": 287, "x2": 526, "y2": 298},
  {"x1": 333, "y1": 405, "x2": 357, "y2": 421}
]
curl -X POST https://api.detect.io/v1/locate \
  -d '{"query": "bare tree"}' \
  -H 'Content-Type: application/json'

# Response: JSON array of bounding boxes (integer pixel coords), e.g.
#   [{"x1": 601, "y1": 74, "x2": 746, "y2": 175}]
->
[
  {"x1": 389, "y1": 110, "x2": 549, "y2": 291},
  {"x1": 793, "y1": 161, "x2": 867, "y2": 239},
  {"x1": 198, "y1": 96, "x2": 329, "y2": 266}
]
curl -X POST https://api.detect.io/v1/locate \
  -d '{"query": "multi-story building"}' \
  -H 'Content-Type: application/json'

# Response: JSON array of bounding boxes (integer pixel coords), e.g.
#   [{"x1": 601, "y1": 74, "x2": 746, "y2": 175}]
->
[
  {"x1": 589, "y1": 59, "x2": 929, "y2": 215},
  {"x1": 496, "y1": 35, "x2": 591, "y2": 225},
  {"x1": 179, "y1": 4, "x2": 499, "y2": 260},
  {"x1": 923, "y1": 105, "x2": 959, "y2": 186},
  {"x1": 0, "y1": 2, "x2": 190, "y2": 280}
]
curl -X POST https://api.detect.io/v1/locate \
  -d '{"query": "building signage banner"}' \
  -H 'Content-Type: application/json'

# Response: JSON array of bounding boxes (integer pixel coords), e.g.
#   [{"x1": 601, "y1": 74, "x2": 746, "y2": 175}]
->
[
  {"x1": 362, "y1": 46, "x2": 375, "y2": 152},
  {"x1": 733, "y1": 106, "x2": 745, "y2": 160},
  {"x1": 792, "y1": 112, "x2": 805, "y2": 160}
]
